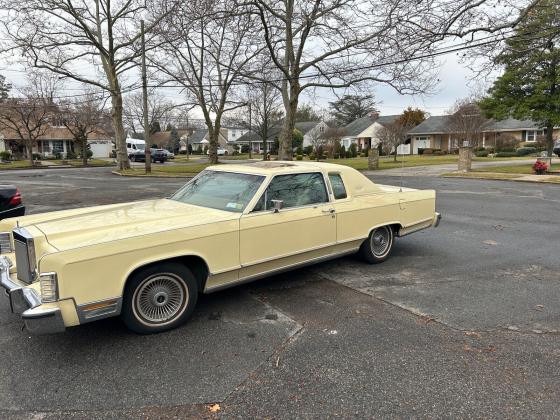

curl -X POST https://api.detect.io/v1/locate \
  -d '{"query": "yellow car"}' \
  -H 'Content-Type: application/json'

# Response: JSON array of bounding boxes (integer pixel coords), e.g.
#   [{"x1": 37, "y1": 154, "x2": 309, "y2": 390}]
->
[{"x1": 0, "y1": 161, "x2": 440, "y2": 334}]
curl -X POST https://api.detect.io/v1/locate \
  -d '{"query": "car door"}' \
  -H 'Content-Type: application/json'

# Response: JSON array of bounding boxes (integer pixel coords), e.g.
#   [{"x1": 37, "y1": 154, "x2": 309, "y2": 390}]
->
[{"x1": 239, "y1": 172, "x2": 336, "y2": 279}]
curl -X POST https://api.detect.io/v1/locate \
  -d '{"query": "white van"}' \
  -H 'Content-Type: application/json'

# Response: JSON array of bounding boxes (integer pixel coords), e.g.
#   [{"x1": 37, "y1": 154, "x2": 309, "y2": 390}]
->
[{"x1": 126, "y1": 139, "x2": 146, "y2": 155}]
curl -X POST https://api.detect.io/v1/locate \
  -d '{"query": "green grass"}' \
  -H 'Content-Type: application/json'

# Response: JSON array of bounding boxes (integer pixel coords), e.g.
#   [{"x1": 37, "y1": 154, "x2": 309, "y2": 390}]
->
[
  {"x1": 443, "y1": 172, "x2": 522, "y2": 180},
  {"x1": 0, "y1": 160, "x2": 34, "y2": 169},
  {"x1": 117, "y1": 163, "x2": 212, "y2": 177}
]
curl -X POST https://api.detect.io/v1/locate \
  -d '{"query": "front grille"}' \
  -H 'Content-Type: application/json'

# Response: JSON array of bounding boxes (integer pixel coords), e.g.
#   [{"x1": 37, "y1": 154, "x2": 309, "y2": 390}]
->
[
  {"x1": 0, "y1": 232, "x2": 12, "y2": 254},
  {"x1": 13, "y1": 228, "x2": 36, "y2": 284}
]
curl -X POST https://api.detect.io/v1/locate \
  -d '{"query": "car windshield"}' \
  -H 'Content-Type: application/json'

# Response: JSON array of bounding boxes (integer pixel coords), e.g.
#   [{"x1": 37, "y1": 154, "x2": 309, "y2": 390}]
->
[
  {"x1": 171, "y1": 170, "x2": 264, "y2": 213},
  {"x1": 136, "y1": 144, "x2": 145, "y2": 150}
]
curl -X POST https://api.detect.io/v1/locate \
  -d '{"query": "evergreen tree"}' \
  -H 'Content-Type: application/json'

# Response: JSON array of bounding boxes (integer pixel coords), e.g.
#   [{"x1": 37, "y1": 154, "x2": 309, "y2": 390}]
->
[
  {"x1": 329, "y1": 94, "x2": 378, "y2": 126},
  {"x1": 170, "y1": 126, "x2": 180, "y2": 153},
  {"x1": 479, "y1": 1, "x2": 560, "y2": 156},
  {"x1": 0, "y1": 75, "x2": 11, "y2": 100}
]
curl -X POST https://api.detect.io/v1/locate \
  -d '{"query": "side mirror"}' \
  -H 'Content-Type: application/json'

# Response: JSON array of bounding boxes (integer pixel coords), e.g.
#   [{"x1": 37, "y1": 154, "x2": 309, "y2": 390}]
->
[{"x1": 271, "y1": 199, "x2": 284, "y2": 213}]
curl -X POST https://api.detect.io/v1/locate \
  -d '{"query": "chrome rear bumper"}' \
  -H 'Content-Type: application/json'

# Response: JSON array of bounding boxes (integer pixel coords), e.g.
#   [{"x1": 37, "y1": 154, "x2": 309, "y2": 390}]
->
[
  {"x1": 0, "y1": 256, "x2": 65, "y2": 334},
  {"x1": 432, "y1": 212, "x2": 442, "y2": 228}
]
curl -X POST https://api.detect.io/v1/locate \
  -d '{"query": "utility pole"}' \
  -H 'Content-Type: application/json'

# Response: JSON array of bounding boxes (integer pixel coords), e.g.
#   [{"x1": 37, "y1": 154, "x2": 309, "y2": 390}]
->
[
  {"x1": 185, "y1": 114, "x2": 189, "y2": 161},
  {"x1": 248, "y1": 101, "x2": 252, "y2": 159},
  {"x1": 141, "y1": 20, "x2": 151, "y2": 174}
]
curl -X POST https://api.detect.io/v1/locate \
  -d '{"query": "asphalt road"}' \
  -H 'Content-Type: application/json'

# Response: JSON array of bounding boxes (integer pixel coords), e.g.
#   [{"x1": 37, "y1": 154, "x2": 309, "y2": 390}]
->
[{"x1": 0, "y1": 166, "x2": 559, "y2": 419}]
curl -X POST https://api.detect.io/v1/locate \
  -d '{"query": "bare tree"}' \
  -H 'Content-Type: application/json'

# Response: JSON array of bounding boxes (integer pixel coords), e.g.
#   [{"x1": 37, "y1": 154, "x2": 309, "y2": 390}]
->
[
  {"x1": 0, "y1": 0, "x2": 174, "y2": 170},
  {"x1": 123, "y1": 90, "x2": 178, "y2": 134},
  {"x1": 60, "y1": 92, "x2": 106, "y2": 166},
  {"x1": 378, "y1": 122, "x2": 409, "y2": 162},
  {"x1": 0, "y1": 72, "x2": 59, "y2": 165},
  {"x1": 151, "y1": 0, "x2": 261, "y2": 164},
  {"x1": 322, "y1": 127, "x2": 345, "y2": 158},
  {"x1": 447, "y1": 99, "x2": 487, "y2": 148},
  {"x1": 243, "y1": 0, "x2": 542, "y2": 160},
  {"x1": 308, "y1": 128, "x2": 327, "y2": 160}
]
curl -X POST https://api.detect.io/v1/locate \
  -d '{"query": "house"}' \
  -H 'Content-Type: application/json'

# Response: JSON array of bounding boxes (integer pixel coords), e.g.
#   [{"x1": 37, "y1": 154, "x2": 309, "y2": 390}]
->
[
  {"x1": 223, "y1": 126, "x2": 249, "y2": 143},
  {"x1": 149, "y1": 129, "x2": 193, "y2": 150},
  {"x1": 189, "y1": 128, "x2": 230, "y2": 152},
  {"x1": 407, "y1": 116, "x2": 560, "y2": 154},
  {"x1": 340, "y1": 114, "x2": 400, "y2": 150},
  {"x1": 235, "y1": 121, "x2": 329, "y2": 153},
  {"x1": 0, "y1": 126, "x2": 113, "y2": 159}
]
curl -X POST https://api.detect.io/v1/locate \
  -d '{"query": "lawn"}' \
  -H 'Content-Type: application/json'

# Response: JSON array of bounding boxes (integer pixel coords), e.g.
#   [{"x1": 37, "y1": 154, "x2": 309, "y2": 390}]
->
[
  {"x1": 116, "y1": 163, "x2": 212, "y2": 177},
  {"x1": 0, "y1": 159, "x2": 114, "y2": 169},
  {"x1": 326, "y1": 155, "x2": 458, "y2": 170}
]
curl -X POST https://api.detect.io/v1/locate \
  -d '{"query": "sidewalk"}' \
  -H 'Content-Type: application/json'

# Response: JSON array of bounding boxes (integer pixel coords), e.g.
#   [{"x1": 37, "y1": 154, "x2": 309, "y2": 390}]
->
[{"x1": 365, "y1": 158, "x2": 558, "y2": 177}]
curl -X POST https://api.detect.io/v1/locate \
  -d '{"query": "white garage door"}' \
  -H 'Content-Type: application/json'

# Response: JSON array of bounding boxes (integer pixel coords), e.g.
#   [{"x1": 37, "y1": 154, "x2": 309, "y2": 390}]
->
[{"x1": 88, "y1": 141, "x2": 111, "y2": 158}]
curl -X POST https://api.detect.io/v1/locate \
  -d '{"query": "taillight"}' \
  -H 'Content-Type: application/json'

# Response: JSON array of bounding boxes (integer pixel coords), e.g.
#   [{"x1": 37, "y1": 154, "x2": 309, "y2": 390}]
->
[{"x1": 8, "y1": 188, "x2": 21, "y2": 206}]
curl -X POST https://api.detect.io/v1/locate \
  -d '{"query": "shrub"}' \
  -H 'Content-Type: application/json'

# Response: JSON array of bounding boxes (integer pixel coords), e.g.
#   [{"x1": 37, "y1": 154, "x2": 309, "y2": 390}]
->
[
  {"x1": 433, "y1": 151, "x2": 446, "y2": 156},
  {"x1": 533, "y1": 160, "x2": 548, "y2": 174},
  {"x1": 345, "y1": 150, "x2": 352, "y2": 158},
  {"x1": 303, "y1": 145, "x2": 313, "y2": 155},
  {"x1": 349, "y1": 143, "x2": 358, "y2": 158},
  {"x1": 423, "y1": 148, "x2": 433, "y2": 155},
  {"x1": 516, "y1": 147, "x2": 537, "y2": 156},
  {"x1": 241, "y1": 144, "x2": 250, "y2": 153},
  {"x1": 359, "y1": 152, "x2": 366, "y2": 157},
  {"x1": 475, "y1": 150, "x2": 489, "y2": 157},
  {"x1": 495, "y1": 133, "x2": 519, "y2": 152},
  {"x1": 296, "y1": 154, "x2": 303, "y2": 160},
  {"x1": 309, "y1": 152, "x2": 316, "y2": 160},
  {"x1": 0, "y1": 151, "x2": 11, "y2": 161},
  {"x1": 495, "y1": 151, "x2": 518, "y2": 157},
  {"x1": 296, "y1": 146, "x2": 303, "y2": 156},
  {"x1": 66, "y1": 150, "x2": 77, "y2": 159},
  {"x1": 363, "y1": 148, "x2": 369, "y2": 157}
]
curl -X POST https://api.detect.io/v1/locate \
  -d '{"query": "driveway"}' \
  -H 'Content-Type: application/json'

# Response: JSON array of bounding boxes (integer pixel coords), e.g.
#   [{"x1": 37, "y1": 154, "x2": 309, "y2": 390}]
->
[{"x1": 0, "y1": 167, "x2": 559, "y2": 419}]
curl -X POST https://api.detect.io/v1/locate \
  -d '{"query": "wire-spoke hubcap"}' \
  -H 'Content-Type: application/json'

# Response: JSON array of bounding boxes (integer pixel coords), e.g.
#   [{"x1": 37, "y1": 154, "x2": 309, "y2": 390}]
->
[
  {"x1": 133, "y1": 274, "x2": 187, "y2": 326},
  {"x1": 370, "y1": 226, "x2": 392, "y2": 257}
]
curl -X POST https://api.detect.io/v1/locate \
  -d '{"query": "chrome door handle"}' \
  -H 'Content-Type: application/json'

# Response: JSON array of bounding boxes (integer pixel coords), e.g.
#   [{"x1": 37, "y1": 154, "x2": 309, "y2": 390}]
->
[{"x1": 322, "y1": 208, "x2": 335, "y2": 214}]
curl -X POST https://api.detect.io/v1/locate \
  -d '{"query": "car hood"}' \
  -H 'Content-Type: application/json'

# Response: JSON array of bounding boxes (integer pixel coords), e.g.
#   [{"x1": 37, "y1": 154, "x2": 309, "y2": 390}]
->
[{"x1": 24, "y1": 199, "x2": 239, "y2": 251}]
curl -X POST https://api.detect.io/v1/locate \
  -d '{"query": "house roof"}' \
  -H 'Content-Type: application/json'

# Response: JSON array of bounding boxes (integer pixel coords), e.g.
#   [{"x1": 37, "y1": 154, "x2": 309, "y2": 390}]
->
[
  {"x1": 343, "y1": 115, "x2": 400, "y2": 137},
  {"x1": 235, "y1": 121, "x2": 323, "y2": 143},
  {"x1": 0, "y1": 125, "x2": 111, "y2": 141},
  {"x1": 189, "y1": 129, "x2": 208, "y2": 144},
  {"x1": 481, "y1": 118, "x2": 541, "y2": 131},
  {"x1": 150, "y1": 129, "x2": 192, "y2": 146},
  {"x1": 409, "y1": 115, "x2": 545, "y2": 135},
  {"x1": 408, "y1": 116, "x2": 452, "y2": 135}
]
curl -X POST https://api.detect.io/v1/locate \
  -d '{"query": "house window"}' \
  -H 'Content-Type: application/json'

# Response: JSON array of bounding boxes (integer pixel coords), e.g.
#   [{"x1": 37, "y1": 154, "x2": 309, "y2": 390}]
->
[
  {"x1": 52, "y1": 140, "x2": 64, "y2": 153},
  {"x1": 525, "y1": 130, "x2": 543, "y2": 142}
]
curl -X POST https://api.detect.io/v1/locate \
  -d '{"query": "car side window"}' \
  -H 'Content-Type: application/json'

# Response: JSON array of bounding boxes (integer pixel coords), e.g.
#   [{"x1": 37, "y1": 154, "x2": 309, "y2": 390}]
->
[
  {"x1": 252, "y1": 172, "x2": 329, "y2": 212},
  {"x1": 328, "y1": 173, "x2": 347, "y2": 199}
]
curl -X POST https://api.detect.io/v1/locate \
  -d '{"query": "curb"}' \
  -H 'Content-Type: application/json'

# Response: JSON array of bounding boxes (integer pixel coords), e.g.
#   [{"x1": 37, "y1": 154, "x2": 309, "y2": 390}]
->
[
  {"x1": 441, "y1": 174, "x2": 560, "y2": 184},
  {"x1": 111, "y1": 171, "x2": 193, "y2": 179},
  {"x1": 0, "y1": 164, "x2": 115, "y2": 172}
]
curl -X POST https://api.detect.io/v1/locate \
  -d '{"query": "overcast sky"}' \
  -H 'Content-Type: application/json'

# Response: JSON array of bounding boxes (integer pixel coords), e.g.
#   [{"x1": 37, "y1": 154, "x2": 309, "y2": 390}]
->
[{"x1": 0, "y1": 47, "x2": 489, "y2": 121}]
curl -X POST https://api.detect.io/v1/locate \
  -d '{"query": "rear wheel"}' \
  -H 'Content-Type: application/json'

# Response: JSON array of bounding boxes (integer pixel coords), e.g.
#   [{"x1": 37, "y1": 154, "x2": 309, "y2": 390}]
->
[
  {"x1": 121, "y1": 262, "x2": 198, "y2": 334},
  {"x1": 359, "y1": 225, "x2": 394, "y2": 264}
]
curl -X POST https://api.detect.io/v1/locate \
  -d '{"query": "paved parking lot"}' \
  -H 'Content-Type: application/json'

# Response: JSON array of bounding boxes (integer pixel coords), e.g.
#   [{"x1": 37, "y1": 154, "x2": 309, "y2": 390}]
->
[{"x1": 1, "y1": 166, "x2": 559, "y2": 418}]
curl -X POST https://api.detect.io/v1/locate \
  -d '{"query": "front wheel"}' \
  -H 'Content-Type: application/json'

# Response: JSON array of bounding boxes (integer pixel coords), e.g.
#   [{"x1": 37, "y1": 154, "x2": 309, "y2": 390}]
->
[
  {"x1": 359, "y1": 225, "x2": 395, "y2": 264},
  {"x1": 121, "y1": 262, "x2": 198, "y2": 334}
]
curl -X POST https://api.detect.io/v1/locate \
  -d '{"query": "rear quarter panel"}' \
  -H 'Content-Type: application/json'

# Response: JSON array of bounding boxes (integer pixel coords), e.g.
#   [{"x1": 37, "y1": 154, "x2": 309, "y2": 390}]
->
[{"x1": 335, "y1": 189, "x2": 436, "y2": 242}]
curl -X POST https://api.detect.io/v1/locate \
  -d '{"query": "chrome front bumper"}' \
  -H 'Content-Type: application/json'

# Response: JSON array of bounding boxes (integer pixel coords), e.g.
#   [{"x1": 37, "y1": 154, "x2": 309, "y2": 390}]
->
[{"x1": 0, "y1": 256, "x2": 65, "y2": 334}]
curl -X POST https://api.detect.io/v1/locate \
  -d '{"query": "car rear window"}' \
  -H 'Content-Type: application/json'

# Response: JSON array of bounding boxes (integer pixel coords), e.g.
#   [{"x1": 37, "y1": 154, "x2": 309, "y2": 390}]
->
[{"x1": 328, "y1": 173, "x2": 347, "y2": 199}]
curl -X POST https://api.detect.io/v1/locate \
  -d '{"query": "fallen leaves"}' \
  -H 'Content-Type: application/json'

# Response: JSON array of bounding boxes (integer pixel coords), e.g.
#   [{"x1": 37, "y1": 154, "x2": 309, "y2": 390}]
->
[
  {"x1": 535, "y1": 304, "x2": 545, "y2": 312},
  {"x1": 208, "y1": 404, "x2": 221, "y2": 413},
  {"x1": 463, "y1": 343, "x2": 496, "y2": 353},
  {"x1": 416, "y1": 315, "x2": 435, "y2": 325},
  {"x1": 483, "y1": 240, "x2": 498, "y2": 246}
]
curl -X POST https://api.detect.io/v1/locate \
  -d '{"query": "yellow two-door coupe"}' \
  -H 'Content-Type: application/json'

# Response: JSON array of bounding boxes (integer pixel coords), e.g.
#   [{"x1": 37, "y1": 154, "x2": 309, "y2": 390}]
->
[{"x1": 0, "y1": 161, "x2": 440, "y2": 334}]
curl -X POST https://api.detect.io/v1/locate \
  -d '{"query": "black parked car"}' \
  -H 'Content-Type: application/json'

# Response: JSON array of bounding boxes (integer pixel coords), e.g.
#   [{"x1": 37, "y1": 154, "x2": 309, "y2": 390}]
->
[
  {"x1": 0, "y1": 185, "x2": 25, "y2": 220},
  {"x1": 129, "y1": 148, "x2": 167, "y2": 163},
  {"x1": 553, "y1": 139, "x2": 560, "y2": 158}
]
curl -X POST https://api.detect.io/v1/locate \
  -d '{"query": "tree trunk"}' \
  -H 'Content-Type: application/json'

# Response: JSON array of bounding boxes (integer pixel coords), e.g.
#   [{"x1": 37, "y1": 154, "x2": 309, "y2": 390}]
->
[
  {"x1": 546, "y1": 121, "x2": 554, "y2": 157},
  {"x1": 278, "y1": 98, "x2": 298, "y2": 160},
  {"x1": 111, "y1": 90, "x2": 129, "y2": 170},
  {"x1": 278, "y1": 82, "x2": 299, "y2": 161},
  {"x1": 208, "y1": 127, "x2": 219, "y2": 164},
  {"x1": 27, "y1": 144, "x2": 33, "y2": 167},
  {"x1": 262, "y1": 124, "x2": 268, "y2": 161},
  {"x1": 81, "y1": 135, "x2": 88, "y2": 166}
]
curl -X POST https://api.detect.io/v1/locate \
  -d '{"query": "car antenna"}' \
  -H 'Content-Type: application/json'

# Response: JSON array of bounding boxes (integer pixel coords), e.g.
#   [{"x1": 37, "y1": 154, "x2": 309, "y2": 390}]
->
[{"x1": 399, "y1": 146, "x2": 405, "y2": 192}]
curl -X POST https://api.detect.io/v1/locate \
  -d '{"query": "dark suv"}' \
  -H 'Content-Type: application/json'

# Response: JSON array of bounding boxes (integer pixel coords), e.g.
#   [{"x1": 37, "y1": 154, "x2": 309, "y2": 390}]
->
[
  {"x1": 129, "y1": 148, "x2": 167, "y2": 163},
  {"x1": 554, "y1": 139, "x2": 560, "y2": 157}
]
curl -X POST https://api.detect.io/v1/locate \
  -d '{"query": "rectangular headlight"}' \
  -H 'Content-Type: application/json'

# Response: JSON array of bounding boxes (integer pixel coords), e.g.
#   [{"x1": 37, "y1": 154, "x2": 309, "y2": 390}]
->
[{"x1": 40, "y1": 272, "x2": 58, "y2": 303}]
